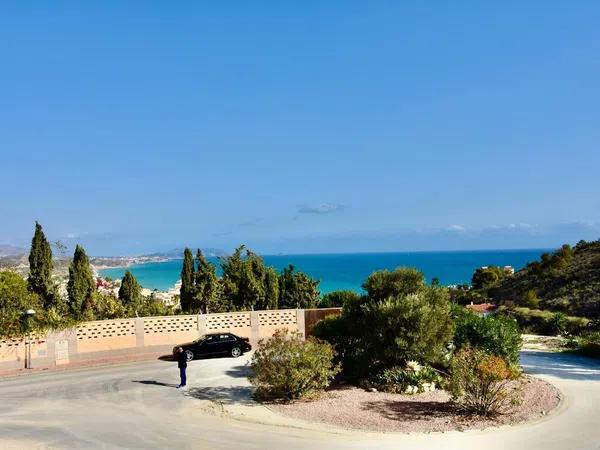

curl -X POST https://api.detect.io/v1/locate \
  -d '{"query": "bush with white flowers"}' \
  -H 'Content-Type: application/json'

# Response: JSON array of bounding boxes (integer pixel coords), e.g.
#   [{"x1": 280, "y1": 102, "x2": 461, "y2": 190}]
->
[{"x1": 370, "y1": 361, "x2": 442, "y2": 395}]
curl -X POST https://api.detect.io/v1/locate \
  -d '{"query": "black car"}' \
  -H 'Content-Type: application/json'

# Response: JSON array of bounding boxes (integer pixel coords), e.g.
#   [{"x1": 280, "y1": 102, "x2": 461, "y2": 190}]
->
[{"x1": 174, "y1": 333, "x2": 252, "y2": 361}]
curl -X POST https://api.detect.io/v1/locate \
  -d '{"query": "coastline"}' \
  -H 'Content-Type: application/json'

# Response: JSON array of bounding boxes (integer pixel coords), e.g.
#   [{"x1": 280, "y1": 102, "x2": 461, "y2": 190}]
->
[
  {"x1": 93, "y1": 257, "x2": 181, "y2": 300},
  {"x1": 90, "y1": 256, "x2": 174, "y2": 271},
  {"x1": 92, "y1": 248, "x2": 546, "y2": 296}
]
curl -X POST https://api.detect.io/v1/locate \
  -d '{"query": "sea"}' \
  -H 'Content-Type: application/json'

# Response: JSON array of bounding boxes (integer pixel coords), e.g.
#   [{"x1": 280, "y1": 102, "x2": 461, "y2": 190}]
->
[{"x1": 99, "y1": 249, "x2": 546, "y2": 295}]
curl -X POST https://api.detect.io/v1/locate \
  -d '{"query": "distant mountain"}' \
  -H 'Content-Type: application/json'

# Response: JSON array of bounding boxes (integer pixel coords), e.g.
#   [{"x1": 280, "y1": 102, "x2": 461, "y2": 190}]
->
[
  {"x1": 143, "y1": 247, "x2": 228, "y2": 259},
  {"x1": 0, "y1": 244, "x2": 27, "y2": 257},
  {"x1": 489, "y1": 239, "x2": 600, "y2": 318}
]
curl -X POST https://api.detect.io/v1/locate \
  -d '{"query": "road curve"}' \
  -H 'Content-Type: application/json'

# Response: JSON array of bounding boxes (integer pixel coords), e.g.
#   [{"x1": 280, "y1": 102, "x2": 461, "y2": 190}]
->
[{"x1": 0, "y1": 350, "x2": 599, "y2": 450}]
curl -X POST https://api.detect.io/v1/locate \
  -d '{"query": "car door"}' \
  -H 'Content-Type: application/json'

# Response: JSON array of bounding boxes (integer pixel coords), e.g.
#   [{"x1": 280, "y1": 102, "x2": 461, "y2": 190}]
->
[
  {"x1": 198, "y1": 335, "x2": 219, "y2": 356},
  {"x1": 213, "y1": 334, "x2": 232, "y2": 354}
]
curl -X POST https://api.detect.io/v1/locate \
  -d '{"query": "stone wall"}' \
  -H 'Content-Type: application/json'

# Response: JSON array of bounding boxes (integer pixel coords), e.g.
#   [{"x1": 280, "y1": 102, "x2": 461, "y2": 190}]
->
[{"x1": 0, "y1": 308, "x2": 317, "y2": 372}]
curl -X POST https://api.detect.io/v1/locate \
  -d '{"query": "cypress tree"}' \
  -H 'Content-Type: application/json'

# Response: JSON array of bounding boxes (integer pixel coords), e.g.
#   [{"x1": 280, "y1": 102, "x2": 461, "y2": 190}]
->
[
  {"x1": 220, "y1": 246, "x2": 279, "y2": 311},
  {"x1": 27, "y1": 221, "x2": 57, "y2": 308},
  {"x1": 67, "y1": 245, "x2": 95, "y2": 318},
  {"x1": 220, "y1": 246, "x2": 245, "y2": 310},
  {"x1": 119, "y1": 271, "x2": 142, "y2": 312},
  {"x1": 278, "y1": 264, "x2": 320, "y2": 309},
  {"x1": 193, "y1": 249, "x2": 221, "y2": 313},
  {"x1": 263, "y1": 268, "x2": 279, "y2": 310},
  {"x1": 179, "y1": 248, "x2": 194, "y2": 312}
]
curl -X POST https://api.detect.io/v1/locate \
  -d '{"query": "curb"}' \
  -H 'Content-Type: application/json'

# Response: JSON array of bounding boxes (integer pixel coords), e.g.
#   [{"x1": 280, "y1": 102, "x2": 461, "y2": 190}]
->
[{"x1": 0, "y1": 351, "x2": 172, "y2": 380}]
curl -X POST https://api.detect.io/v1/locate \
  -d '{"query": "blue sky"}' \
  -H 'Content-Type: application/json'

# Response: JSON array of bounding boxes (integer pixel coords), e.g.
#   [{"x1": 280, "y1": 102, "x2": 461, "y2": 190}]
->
[{"x1": 1, "y1": 2, "x2": 599, "y2": 255}]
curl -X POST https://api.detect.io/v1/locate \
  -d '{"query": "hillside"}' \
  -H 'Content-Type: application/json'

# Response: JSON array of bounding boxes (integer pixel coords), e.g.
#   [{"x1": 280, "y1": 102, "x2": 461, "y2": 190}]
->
[
  {"x1": 0, "y1": 244, "x2": 26, "y2": 257},
  {"x1": 143, "y1": 247, "x2": 227, "y2": 258},
  {"x1": 489, "y1": 240, "x2": 600, "y2": 318}
]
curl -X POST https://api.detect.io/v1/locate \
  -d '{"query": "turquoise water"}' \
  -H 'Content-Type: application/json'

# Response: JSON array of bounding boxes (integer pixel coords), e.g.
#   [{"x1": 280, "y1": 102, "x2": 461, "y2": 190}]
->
[{"x1": 99, "y1": 249, "x2": 546, "y2": 294}]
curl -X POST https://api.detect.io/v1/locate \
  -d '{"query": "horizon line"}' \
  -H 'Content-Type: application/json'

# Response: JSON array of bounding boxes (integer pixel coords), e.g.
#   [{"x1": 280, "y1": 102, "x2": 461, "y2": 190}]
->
[{"x1": 88, "y1": 246, "x2": 555, "y2": 260}]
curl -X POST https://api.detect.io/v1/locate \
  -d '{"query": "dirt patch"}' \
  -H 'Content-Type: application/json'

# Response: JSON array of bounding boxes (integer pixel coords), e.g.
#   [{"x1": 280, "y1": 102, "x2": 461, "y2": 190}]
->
[
  {"x1": 268, "y1": 375, "x2": 561, "y2": 433},
  {"x1": 522, "y1": 334, "x2": 567, "y2": 352}
]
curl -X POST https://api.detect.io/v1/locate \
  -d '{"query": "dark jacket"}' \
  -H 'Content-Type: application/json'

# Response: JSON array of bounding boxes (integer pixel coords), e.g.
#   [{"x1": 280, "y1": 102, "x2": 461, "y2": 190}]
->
[{"x1": 177, "y1": 351, "x2": 187, "y2": 369}]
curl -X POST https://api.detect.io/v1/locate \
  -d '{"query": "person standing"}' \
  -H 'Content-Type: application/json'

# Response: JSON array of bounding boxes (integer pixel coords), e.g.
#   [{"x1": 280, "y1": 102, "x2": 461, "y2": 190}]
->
[{"x1": 176, "y1": 347, "x2": 187, "y2": 389}]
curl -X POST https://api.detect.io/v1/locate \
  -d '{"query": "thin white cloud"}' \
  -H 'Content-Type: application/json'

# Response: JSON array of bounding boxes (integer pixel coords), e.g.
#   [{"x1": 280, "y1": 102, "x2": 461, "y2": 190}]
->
[
  {"x1": 238, "y1": 218, "x2": 264, "y2": 227},
  {"x1": 505, "y1": 223, "x2": 533, "y2": 229},
  {"x1": 297, "y1": 203, "x2": 344, "y2": 215},
  {"x1": 445, "y1": 224, "x2": 466, "y2": 232},
  {"x1": 212, "y1": 231, "x2": 233, "y2": 237}
]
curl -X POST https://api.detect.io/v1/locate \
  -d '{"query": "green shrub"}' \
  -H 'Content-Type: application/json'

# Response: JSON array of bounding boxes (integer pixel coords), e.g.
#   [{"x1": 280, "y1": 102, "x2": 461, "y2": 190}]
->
[
  {"x1": 312, "y1": 314, "x2": 358, "y2": 369},
  {"x1": 550, "y1": 312, "x2": 567, "y2": 335},
  {"x1": 448, "y1": 348, "x2": 519, "y2": 416},
  {"x1": 522, "y1": 290, "x2": 540, "y2": 309},
  {"x1": 471, "y1": 266, "x2": 506, "y2": 290},
  {"x1": 449, "y1": 287, "x2": 488, "y2": 306},
  {"x1": 81, "y1": 292, "x2": 126, "y2": 320},
  {"x1": 566, "y1": 331, "x2": 600, "y2": 358},
  {"x1": 0, "y1": 270, "x2": 42, "y2": 338},
  {"x1": 498, "y1": 306, "x2": 589, "y2": 336},
  {"x1": 0, "y1": 270, "x2": 77, "y2": 338},
  {"x1": 312, "y1": 293, "x2": 372, "y2": 376},
  {"x1": 319, "y1": 290, "x2": 361, "y2": 308},
  {"x1": 362, "y1": 267, "x2": 425, "y2": 303},
  {"x1": 315, "y1": 287, "x2": 454, "y2": 378},
  {"x1": 564, "y1": 315, "x2": 590, "y2": 335},
  {"x1": 453, "y1": 308, "x2": 522, "y2": 365},
  {"x1": 361, "y1": 289, "x2": 455, "y2": 371},
  {"x1": 248, "y1": 329, "x2": 340, "y2": 401},
  {"x1": 370, "y1": 361, "x2": 442, "y2": 394},
  {"x1": 136, "y1": 294, "x2": 176, "y2": 317}
]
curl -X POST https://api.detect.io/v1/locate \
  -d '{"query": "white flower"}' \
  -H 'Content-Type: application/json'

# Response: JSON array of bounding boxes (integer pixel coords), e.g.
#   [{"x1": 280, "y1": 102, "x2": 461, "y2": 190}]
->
[{"x1": 406, "y1": 360, "x2": 422, "y2": 373}]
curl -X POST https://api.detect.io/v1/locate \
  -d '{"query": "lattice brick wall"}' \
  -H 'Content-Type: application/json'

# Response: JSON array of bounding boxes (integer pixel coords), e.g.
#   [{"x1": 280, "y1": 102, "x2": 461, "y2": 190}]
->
[
  {"x1": 0, "y1": 338, "x2": 24, "y2": 349},
  {"x1": 143, "y1": 316, "x2": 197, "y2": 334},
  {"x1": 0, "y1": 336, "x2": 46, "y2": 347},
  {"x1": 258, "y1": 310, "x2": 297, "y2": 327},
  {"x1": 206, "y1": 313, "x2": 251, "y2": 331},
  {"x1": 76, "y1": 320, "x2": 136, "y2": 340}
]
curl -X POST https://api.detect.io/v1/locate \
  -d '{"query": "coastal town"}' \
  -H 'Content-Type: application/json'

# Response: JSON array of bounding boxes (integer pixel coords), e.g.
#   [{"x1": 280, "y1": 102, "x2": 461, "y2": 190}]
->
[{"x1": 2, "y1": 2, "x2": 599, "y2": 449}]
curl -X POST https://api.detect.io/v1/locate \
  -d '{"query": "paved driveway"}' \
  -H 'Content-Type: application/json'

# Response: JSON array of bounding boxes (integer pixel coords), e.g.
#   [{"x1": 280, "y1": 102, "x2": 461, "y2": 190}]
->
[{"x1": 1, "y1": 351, "x2": 599, "y2": 449}]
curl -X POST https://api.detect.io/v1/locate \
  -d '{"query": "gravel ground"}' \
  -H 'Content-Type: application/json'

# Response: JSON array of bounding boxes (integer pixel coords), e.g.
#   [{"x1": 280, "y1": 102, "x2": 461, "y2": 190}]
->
[{"x1": 268, "y1": 375, "x2": 561, "y2": 433}]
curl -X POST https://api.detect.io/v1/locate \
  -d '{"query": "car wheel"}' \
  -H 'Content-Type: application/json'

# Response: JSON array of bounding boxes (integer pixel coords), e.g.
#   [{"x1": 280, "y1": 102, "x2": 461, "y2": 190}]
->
[
  {"x1": 185, "y1": 350, "x2": 194, "y2": 362},
  {"x1": 231, "y1": 346, "x2": 241, "y2": 358}
]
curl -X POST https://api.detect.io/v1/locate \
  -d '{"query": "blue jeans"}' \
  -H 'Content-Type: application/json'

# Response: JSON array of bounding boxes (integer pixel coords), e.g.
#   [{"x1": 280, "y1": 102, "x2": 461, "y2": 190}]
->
[{"x1": 179, "y1": 367, "x2": 187, "y2": 387}]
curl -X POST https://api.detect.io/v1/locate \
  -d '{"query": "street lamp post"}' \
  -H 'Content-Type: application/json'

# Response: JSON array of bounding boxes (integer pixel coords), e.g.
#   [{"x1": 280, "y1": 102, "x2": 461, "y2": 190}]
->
[{"x1": 25, "y1": 309, "x2": 36, "y2": 369}]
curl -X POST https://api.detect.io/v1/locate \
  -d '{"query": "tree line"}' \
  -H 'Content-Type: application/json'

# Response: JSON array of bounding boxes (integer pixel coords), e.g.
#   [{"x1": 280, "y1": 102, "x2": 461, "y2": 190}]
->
[
  {"x1": 1, "y1": 222, "x2": 342, "y2": 338},
  {"x1": 0, "y1": 222, "x2": 175, "y2": 338},
  {"x1": 178, "y1": 245, "x2": 321, "y2": 313}
]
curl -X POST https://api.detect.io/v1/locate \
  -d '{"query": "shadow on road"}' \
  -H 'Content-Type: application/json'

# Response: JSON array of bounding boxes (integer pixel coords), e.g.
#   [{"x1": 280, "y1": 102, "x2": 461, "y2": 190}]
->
[
  {"x1": 157, "y1": 354, "x2": 245, "y2": 362},
  {"x1": 521, "y1": 350, "x2": 600, "y2": 381},
  {"x1": 225, "y1": 365, "x2": 251, "y2": 378},
  {"x1": 185, "y1": 385, "x2": 255, "y2": 405},
  {"x1": 132, "y1": 380, "x2": 179, "y2": 388}
]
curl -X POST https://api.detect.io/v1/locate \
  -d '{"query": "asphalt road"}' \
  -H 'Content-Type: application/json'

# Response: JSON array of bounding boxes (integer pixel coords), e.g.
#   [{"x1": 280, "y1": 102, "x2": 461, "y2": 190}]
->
[{"x1": 1, "y1": 350, "x2": 599, "y2": 450}]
